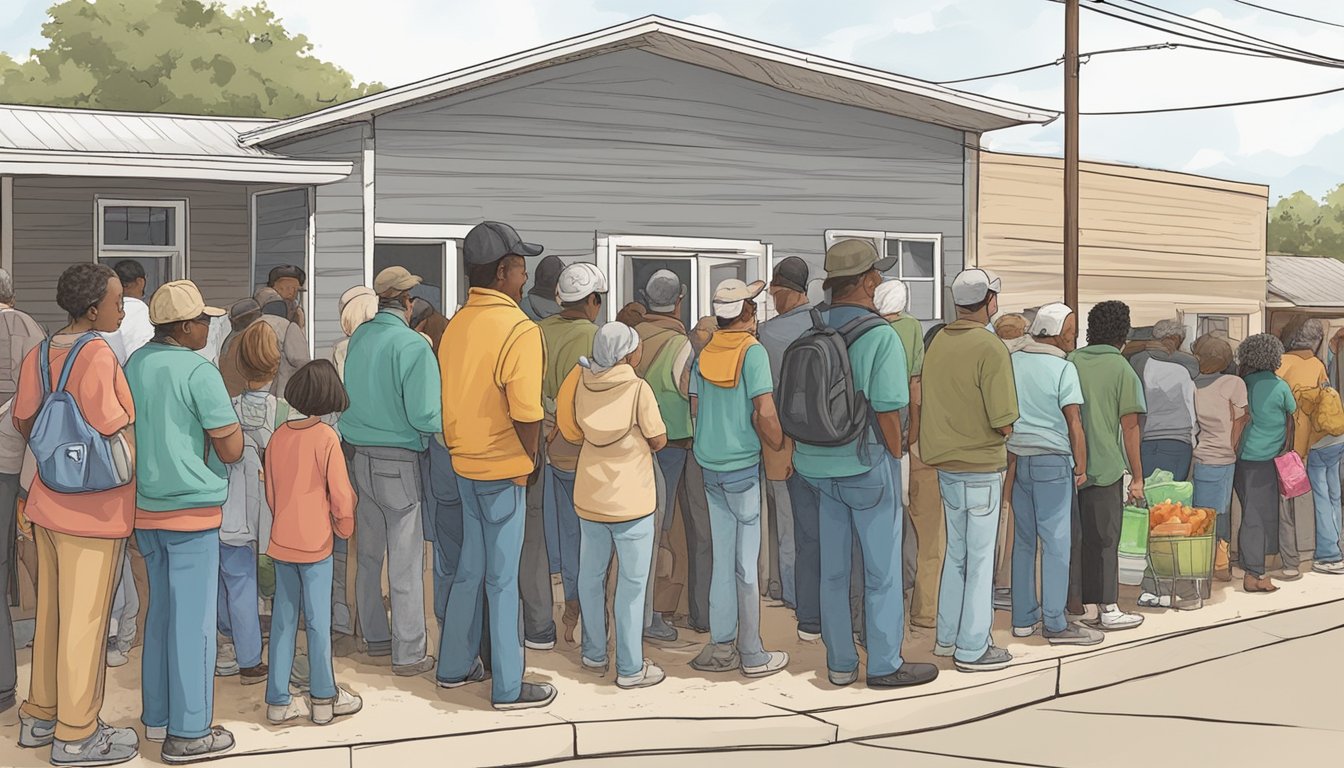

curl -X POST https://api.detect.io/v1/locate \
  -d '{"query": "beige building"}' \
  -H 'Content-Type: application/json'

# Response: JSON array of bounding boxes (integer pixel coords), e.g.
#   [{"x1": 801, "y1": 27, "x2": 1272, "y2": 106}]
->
[{"x1": 974, "y1": 151, "x2": 1269, "y2": 342}]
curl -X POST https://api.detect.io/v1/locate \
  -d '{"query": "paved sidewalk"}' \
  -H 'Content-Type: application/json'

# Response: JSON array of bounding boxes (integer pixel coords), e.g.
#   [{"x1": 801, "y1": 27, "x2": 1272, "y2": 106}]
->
[{"x1": 2, "y1": 570, "x2": 1342, "y2": 767}]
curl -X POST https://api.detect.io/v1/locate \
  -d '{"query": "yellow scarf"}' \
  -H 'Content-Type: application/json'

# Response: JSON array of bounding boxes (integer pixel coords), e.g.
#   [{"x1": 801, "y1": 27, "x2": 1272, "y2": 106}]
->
[{"x1": 698, "y1": 330, "x2": 758, "y2": 389}]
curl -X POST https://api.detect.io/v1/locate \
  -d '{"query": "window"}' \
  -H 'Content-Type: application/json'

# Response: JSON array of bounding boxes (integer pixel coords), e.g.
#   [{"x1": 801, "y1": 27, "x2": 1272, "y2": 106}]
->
[
  {"x1": 373, "y1": 241, "x2": 449, "y2": 312},
  {"x1": 825, "y1": 230, "x2": 942, "y2": 320},
  {"x1": 95, "y1": 199, "x2": 186, "y2": 300},
  {"x1": 253, "y1": 188, "x2": 311, "y2": 294}
]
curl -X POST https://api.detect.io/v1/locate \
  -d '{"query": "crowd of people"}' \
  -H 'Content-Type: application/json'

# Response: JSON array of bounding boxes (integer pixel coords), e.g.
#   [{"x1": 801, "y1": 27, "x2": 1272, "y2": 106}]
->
[{"x1": 0, "y1": 219, "x2": 1339, "y2": 766}]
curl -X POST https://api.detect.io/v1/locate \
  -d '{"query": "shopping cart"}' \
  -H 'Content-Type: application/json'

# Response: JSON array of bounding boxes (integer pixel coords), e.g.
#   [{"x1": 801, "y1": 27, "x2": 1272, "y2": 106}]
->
[{"x1": 1146, "y1": 530, "x2": 1215, "y2": 610}]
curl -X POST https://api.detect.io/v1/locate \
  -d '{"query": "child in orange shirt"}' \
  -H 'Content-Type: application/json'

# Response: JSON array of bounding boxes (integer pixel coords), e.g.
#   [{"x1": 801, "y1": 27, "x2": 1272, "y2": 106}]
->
[{"x1": 263, "y1": 360, "x2": 359, "y2": 726}]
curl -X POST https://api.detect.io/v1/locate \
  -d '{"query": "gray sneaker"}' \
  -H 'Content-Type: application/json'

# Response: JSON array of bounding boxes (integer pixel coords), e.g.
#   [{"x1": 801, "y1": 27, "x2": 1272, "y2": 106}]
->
[
  {"x1": 828, "y1": 667, "x2": 859, "y2": 686},
  {"x1": 689, "y1": 643, "x2": 740, "y2": 673},
  {"x1": 644, "y1": 613, "x2": 679, "y2": 642},
  {"x1": 160, "y1": 726, "x2": 234, "y2": 765},
  {"x1": 19, "y1": 712, "x2": 56, "y2": 748},
  {"x1": 741, "y1": 651, "x2": 789, "y2": 678},
  {"x1": 954, "y1": 646, "x2": 1013, "y2": 673},
  {"x1": 493, "y1": 682, "x2": 557, "y2": 711},
  {"x1": 392, "y1": 656, "x2": 436, "y2": 677},
  {"x1": 1044, "y1": 623, "x2": 1105, "y2": 646},
  {"x1": 51, "y1": 723, "x2": 139, "y2": 766}
]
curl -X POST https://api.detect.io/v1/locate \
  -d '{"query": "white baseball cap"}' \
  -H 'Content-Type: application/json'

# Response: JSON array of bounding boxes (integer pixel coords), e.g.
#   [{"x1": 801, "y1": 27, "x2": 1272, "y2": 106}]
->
[
  {"x1": 712, "y1": 278, "x2": 766, "y2": 320},
  {"x1": 950, "y1": 268, "x2": 1002, "y2": 306},
  {"x1": 556, "y1": 262, "x2": 608, "y2": 303},
  {"x1": 1029, "y1": 302, "x2": 1074, "y2": 337}
]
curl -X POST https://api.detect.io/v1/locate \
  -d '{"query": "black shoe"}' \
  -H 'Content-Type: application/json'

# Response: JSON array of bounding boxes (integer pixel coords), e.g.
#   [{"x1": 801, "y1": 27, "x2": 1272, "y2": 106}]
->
[
  {"x1": 161, "y1": 726, "x2": 234, "y2": 764},
  {"x1": 493, "y1": 682, "x2": 556, "y2": 711},
  {"x1": 868, "y1": 662, "x2": 939, "y2": 689}
]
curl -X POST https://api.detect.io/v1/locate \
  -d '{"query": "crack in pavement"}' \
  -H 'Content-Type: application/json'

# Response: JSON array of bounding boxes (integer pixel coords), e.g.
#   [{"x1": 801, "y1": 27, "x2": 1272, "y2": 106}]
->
[{"x1": 1035, "y1": 707, "x2": 1344, "y2": 732}]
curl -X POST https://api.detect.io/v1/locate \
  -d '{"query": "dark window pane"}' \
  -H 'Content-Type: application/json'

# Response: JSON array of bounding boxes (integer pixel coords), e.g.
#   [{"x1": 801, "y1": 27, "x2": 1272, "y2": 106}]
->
[
  {"x1": 899, "y1": 240, "x2": 936, "y2": 279},
  {"x1": 103, "y1": 206, "x2": 174, "y2": 246},
  {"x1": 907, "y1": 280, "x2": 936, "y2": 320},
  {"x1": 373, "y1": 242, "x2": 446, "y2": 312}
]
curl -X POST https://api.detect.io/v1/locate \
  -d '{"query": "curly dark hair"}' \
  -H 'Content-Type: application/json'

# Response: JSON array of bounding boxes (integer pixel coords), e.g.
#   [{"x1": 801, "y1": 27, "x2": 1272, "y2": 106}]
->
[
  {"x1": 1086, "y1": 300, "x2": 1132, "y2": 347},
  {"x1": 56, "y1": 263, "x2": 116, "y2": 319},
  {"x1": 1237, "y1": 334, "x2": 1284, "y2": 376}
]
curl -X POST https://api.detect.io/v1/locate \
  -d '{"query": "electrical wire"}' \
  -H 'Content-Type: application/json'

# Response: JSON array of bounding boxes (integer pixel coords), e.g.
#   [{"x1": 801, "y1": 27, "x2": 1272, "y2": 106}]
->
[
  {"x1": 1081, "y1": 82, "x2": 1344, "y2": 115},
  {"x1": 1230, "y1": 0, "x2": 1344, "y2": 30},
  {"x1": 935, "y1": 41, "x2": 1279, "y2": 85},
  {"x1": 1106, "y1": 0, "x2": 1344, "y2": 65}
]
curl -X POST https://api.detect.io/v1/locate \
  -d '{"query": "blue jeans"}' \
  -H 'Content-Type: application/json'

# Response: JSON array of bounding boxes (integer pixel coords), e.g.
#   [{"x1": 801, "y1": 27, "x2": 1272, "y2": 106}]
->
[
  {"x1": 1009, "y1": 455, "x2": 1073, "y2": 634},
  {"x1": 1141, "y1": 439, "x2": 1193, "y2": 482},
  {"x1": 578, "y1": 515, "x2": 655, "y2": 677},
  {"x1": 1308, "y1": 443, "x2": 1344, "y2": 563},
  {"x1": 1193, "y1": 461, "x2": 1236, "y2": 543},
  {"x1": 267, "y1": 557, "x2": 337, "y2": 706},
  {"x1": 438, "y1": 476, "x2": 526, "y2": 704},
  {"x1": 217, "y1": 541, "x2": 263, "y2": 668},
  {"x1": 936, "y1": 471, "x2": 1003, "y2": 663},
  {"x1": 802, "y1": 457, "x2": 905, "y2": 677},
  {"x1": 426, "y1": 442, "x2": 491, "y2": 664},
  {"x1": 789, "y1": 472, "x2": 822, "y2": 635},
  {"x1": 137, "y1": 528, "x2": 219, "y2": 740},
  {"x1": 701, "y1": 464, "x2": 768, "y2": 668},
  {"x1": 550, "y1": 466, "x2": 581, "y2": 602}
]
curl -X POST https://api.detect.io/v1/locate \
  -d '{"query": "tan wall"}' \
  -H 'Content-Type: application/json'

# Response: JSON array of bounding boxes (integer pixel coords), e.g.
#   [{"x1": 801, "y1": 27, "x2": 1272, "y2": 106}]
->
[{"x1": 976, "y1": 152, "x2": 1269, "y2": 332}]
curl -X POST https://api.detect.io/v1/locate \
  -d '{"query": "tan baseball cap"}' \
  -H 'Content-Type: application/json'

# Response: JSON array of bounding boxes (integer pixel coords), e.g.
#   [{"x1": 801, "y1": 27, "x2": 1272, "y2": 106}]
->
[
  {"x1": 824, "y1": 239, "x2": 896, "y2": 279},
  {"x1": 374, "y1": 266, "x2": 423, "y2": 296},
  {"x1": 712, "y1": 278, "x2": 766, "y2": 319},
  {"x1": 149, "y1": 280, "x2": 226, "y2": 325}
]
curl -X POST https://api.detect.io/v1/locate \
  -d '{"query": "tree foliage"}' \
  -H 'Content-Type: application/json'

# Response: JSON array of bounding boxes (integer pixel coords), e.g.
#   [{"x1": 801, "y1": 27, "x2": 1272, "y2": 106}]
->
[
  {"x1": 0, "y1": 0, "x2": 383, "y2": 118},
  {"x1": 1268, "y1": 186, "x2": 1344, "y2": 258}
]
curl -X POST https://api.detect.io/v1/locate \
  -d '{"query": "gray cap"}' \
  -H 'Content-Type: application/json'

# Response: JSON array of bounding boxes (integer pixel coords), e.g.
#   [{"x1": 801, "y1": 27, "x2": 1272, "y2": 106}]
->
[
  {"x1": 644, "y1": 270, "x2": 685, "y2": 313},
  {"x1": 530, "y1": 254, "x2": 564, "y2": 297},
  {"x1": 463, "y1": 221, "x2": 543, "y2": 266}
]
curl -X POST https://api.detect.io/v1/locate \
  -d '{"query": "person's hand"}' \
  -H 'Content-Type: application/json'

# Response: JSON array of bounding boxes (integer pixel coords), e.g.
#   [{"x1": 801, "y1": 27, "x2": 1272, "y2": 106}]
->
[
  {"x1": 1074, "y1": 470, "x2": 1087, "y2": 489},
  {"x1": 1127, "y1": 477, "x2": 1145, "y2": 504}
]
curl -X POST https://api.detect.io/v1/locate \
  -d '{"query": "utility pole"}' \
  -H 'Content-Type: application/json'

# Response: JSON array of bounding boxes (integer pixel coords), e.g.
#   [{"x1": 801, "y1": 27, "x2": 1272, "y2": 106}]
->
[{"x1": 1064, "y1": 0, "x2": 1080, "y2": 311}]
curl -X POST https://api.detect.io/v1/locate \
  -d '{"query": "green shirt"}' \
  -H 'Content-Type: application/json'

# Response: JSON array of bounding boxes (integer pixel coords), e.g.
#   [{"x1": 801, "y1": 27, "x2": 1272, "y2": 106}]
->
[
  {"x1": 1240, "y1": 370, "x2": 1295, "y2": 462},
  {"x1": 920, "y1": 319, "x2": 1019, "y2": 472},
  {"x1": 125, "y1": 343, "x2": 239, "y2": 512},
  {"x1": 691, "y1": 344, "x2": 773, "y2": 472},
  {"x1": 794, "y1": 306, "x2": 909, "y2": 479},
  {"x1": 1068, "y1": 344, "x2": 1147, "y2": 487},
  {"x1": 889, "y1": 314, "x2": 924, "y2": 378},
  {"x1": 340, "y1": 311, "x2": 443, "y2": 451},
  {"x1": 537, "y1": 315, "x2": 597, "y2": 411}
]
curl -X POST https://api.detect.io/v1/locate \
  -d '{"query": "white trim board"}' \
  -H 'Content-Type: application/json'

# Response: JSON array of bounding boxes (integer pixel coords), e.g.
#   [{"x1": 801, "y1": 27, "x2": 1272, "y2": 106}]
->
[{"x1": 0, "y1": 149, "x2": 351, "y2": 184}]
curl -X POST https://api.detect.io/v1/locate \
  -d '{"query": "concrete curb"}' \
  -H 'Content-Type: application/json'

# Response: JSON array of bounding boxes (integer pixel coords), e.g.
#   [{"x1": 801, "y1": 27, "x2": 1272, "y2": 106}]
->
[{"x1": 205, "y1": 596, "x2": 1344, "y2": 767}]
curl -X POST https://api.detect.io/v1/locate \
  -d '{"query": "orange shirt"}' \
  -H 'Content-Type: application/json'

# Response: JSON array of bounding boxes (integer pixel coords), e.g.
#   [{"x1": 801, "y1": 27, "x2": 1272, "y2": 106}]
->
[
  {"x1": 263, "y1": 419, "x2": 355, "y2": 563},
  {"x1": 13, "y1": 334, "x2": 137, "y2": 539}
]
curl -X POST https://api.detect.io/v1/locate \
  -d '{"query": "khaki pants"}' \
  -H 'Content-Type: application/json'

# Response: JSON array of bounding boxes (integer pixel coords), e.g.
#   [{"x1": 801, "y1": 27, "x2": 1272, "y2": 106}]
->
[
  {"x1": 907, "y1": 445, "x2": 945, "y2": 629},
  {"x1": 21, "y1": 526, "x2": 123, "y2": 742}
]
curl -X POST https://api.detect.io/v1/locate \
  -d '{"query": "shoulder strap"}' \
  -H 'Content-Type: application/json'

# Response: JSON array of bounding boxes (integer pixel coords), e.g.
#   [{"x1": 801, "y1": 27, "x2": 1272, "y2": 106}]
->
[
  {"x1": 37, "y1": 338, "x2": 52, "y2": 396},
  {"x1": 49, "y1": 332, "x2": 102, "y2": 394},
  {"x1": 836, "y1": 311, "x2": 887, "y2": 349}
]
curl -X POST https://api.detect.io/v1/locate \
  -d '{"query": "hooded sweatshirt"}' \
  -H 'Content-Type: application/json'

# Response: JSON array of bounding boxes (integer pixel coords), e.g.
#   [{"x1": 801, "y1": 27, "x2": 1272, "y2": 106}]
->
[{"x1": 556, "y1": 364, "x2": 666, "y2": 522}]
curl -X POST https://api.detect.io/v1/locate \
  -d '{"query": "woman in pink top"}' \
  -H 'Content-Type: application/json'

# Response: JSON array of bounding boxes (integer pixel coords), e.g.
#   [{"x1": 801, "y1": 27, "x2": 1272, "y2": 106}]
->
[{"x1": 263, "y1": 360, "x2": 360, "y2": 727}]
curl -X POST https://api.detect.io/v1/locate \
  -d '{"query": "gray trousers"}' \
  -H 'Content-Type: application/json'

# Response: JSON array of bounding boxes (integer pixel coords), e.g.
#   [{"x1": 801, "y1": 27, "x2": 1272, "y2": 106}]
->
[
  {"x1": 0, "y1": 473, "x2": 16, "y2": 699},
  {"x1": 108, "y1": 551, "x2": 139, "y2": 652},
  {"x1": 352, "y1": 446, "x2": 427, "y2": 666},
  {"x1": 679, "y1": 456, "x2": 713, "y2": 630},
  {"x1": 1278, "y1": 494, "x2": 1314, "y2": 570},
  {"x1": 765, "y1": 480, "x2": 796, "y2": 607},
  {"x1": 520, "y1": 450, "x2": 556, "y2": 644}
]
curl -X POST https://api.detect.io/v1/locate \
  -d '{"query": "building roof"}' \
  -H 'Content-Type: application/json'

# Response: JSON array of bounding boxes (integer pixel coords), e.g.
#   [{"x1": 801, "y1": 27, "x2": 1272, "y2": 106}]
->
[
  {"x1": 1268, "y1": 255, "x2": 1344, "y2": 307},
  {"x1": 0, "y1": 103, "x2": 352, "y2": 184},
  {"x1": 241, "y1": 15, "x2": 1056, "y2": 147}
]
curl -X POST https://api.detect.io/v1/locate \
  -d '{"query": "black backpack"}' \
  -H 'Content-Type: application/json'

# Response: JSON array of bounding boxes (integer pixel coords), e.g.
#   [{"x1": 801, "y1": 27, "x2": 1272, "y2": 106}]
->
[{"x1": 777, "y1": 308, "x2": 888, "y2": 450}]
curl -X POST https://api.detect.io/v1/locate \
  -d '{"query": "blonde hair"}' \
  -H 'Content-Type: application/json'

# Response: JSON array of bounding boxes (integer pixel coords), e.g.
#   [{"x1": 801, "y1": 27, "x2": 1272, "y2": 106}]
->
[
  {"x1": 237, "y1": 321, "x2": 280, "y2": 384},
  {"x1": 340, "y1": 293, "x2": 378, "y2": 337}
]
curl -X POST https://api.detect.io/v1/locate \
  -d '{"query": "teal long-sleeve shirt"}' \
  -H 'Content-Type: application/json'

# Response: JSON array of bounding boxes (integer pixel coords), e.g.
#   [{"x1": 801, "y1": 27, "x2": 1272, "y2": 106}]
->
[{"x1": 339, "y1": 310, "x2": 443, "y2": 451}]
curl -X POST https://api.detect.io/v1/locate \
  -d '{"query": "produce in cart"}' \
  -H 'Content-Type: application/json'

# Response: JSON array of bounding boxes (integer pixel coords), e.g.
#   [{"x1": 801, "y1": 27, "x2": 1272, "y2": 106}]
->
[{"x1": 1148, "y1": 501, "x2": 1215, "y2": 536}]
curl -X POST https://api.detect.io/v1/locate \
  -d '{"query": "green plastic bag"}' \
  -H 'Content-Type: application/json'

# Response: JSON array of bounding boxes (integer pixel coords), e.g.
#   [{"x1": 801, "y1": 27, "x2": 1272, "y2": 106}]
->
[
  {"x1": 1120, "y1": 505, "x2": 1150, "y2": 557},
  {"x1": 258, "y1": 554, "x2": 276, "y2": 600},
  {"x1": 1144, "y1": 470, "x2": 1192, "y2": 508}
]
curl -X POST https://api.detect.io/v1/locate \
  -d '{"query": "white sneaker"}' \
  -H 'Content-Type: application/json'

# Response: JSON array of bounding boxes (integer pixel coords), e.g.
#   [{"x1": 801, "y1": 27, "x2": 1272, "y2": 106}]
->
[
  {"x1": 741, "y1": 651, "x2": 789, "y2": 678},
  {"x1": 797, "y1": 629, "x2": 821, "y2": 642},
  {"x1": 1137, "y1": 592, "x2": 1171, "y2": 608},
  {"x1": 1094, "y1": 606, "x2": 1144, "y2": 631},
  {"x1": 267, "y1": 697, "x2": 310, "y2": 725},
  {"x1": 616, "y1": 660, "x2": 666, "y2": 689},
  {"x1": 1313, "y1": 561, "x2": 1344, "y2": 575},
  {"x1": 1011, "y1": 623, "x2": 1040, "y2": 638},
  {"x1": 310, "y1": 686, "x2": 362, "y2": 725}
]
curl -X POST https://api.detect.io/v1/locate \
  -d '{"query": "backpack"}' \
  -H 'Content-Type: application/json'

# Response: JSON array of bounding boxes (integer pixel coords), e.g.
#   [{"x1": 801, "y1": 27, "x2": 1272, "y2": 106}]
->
[
  {"x1": 29, "y1": 332, "x2": 132, "y2": 494},
  {"x1": 221, "y1": 393, "x2": 290, "y2": 550},
  {"x1": 1306, "y1": 384, "x2": 1344, "y2": 438},
  {"x1": 777, "y1": 308, "x2": 888, "y2": 453}
]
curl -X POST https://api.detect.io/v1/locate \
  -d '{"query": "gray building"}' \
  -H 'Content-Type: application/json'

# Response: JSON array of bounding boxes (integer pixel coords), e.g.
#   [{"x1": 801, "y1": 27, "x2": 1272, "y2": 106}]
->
[{"x1": 0, "y1": 16, "x2": 1051, "y2": 352}]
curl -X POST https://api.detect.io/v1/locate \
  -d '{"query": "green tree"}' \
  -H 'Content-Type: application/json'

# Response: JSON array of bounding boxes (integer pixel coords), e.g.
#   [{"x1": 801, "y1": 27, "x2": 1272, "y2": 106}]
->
[
  {"x1": 1268, "y1": 186, "x2": 1344, "y2": 258},
  {"x1": 0, "y1": 0, "x2": 382, "y2": 118}
]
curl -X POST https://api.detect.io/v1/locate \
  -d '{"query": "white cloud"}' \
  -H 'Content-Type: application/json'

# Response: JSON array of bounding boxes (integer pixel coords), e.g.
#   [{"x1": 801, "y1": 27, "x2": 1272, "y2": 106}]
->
[{"x1": 1184, "y1": 148, "x2": 1230, "y2": 172}]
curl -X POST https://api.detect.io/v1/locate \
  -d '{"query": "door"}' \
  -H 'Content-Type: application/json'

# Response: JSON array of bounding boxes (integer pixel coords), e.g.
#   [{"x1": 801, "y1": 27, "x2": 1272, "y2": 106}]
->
[{"x1": 598, "y1": 235, "x2": 772, "y2": 325}]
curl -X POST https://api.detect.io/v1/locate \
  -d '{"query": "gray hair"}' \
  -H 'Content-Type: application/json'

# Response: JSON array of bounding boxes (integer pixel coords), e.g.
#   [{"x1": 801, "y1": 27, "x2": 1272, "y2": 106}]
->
[
  {"x1": 1153, "y1": 319, "x2": 1186, "y2": 341},
  {"x1": 0, "y1": 269, "x2": 12, "y2": 305},
  {"x1": 1287, "y1": 318, "x2": 1325, "y2": 352},
  {"x1": 1237, "y1": 333, "x2": 1284, "y2": 375}
]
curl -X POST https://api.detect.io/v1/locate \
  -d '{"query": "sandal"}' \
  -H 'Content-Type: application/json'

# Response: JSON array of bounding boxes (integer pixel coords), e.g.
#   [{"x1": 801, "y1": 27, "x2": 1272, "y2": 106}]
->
[{"x1": 1243, "y1": 574, "x2": 1278, "y2": 593}]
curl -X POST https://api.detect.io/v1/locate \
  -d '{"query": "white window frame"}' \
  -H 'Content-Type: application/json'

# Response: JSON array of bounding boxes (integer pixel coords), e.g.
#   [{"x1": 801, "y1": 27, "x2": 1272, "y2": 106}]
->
[
  {"x1": 94, "y1": 197, "x2": 188, "y2": 279},
  {"x1": 372, "y1": 223, "x2": 471, "y2": 317},
  {"x1": 825, "y1": 229, "x2": 943, "y2": 320},
  {"x1": 251, "y1": 187, "x2": 317, "y2": 357},
  {"x1": 596, "y1": 234, "x2": 773, "y2": 324}
]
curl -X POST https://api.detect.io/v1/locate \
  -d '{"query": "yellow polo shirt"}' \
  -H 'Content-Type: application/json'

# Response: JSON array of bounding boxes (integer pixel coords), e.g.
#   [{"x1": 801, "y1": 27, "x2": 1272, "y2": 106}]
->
[{"x1": 440, "y1": 288, "x2": 545, "y2": 481}]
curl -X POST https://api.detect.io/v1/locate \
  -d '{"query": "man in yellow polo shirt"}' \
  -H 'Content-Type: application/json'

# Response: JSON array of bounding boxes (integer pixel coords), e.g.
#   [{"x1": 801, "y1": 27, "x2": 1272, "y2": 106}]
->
[{"x1": 438, "y1": 221, "x2": 554, "y2": 711}]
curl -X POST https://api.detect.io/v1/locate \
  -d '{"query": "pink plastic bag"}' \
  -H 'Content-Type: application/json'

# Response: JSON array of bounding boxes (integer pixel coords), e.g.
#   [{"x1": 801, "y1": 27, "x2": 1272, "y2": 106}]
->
[{"x1": 1275, "y1": 451, "x2": 1311, "y2": 499}]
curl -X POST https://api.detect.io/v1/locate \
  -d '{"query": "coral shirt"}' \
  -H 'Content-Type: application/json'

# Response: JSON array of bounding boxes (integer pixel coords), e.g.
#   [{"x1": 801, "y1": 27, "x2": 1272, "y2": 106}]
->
[
  {"x1": 263, "y1": 419, "x2": 355, "y2": 563},
  {"x1": 13, "y1": 334, "x2": 136, "y2": 538}
]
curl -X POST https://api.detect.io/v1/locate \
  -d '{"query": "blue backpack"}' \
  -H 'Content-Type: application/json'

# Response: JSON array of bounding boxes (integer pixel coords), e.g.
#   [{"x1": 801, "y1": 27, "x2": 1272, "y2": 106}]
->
[{"x1": 29, "y1": 332, "x2": 132, "y2": 494}]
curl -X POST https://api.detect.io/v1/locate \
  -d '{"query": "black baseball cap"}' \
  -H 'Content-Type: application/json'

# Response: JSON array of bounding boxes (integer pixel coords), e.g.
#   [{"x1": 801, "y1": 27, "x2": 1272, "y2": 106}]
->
[
  {"x1": 463, "y1": 221, "x2": 544, "y2": 266},
  {"x1": 771, "y1": 257, "x2": 809, "y2": 294}
]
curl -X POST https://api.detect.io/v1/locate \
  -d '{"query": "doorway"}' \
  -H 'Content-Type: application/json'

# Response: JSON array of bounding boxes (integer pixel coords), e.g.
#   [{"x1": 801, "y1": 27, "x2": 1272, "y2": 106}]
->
[{"x1": 598, "y1": 235, "x2": 772, "y2": 325}]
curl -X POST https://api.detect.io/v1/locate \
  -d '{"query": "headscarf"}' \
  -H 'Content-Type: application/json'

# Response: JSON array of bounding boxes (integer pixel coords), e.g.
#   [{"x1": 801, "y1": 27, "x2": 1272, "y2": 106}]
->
[
  {"x1": 340, "y1": 293, "x2": 378, "y2": 337},
  {"x1": 874, "y1": 279, "x2": 908, "y2": 316},
  {"x1": 580, "y1": 322, "x2": 640, "y2": 373}
]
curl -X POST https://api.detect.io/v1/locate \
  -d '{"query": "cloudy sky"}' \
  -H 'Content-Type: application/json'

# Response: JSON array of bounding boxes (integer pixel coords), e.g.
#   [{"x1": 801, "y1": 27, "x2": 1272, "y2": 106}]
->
[{"x1": 3, "y1": 0, "x2": 1342, "y2": 201}]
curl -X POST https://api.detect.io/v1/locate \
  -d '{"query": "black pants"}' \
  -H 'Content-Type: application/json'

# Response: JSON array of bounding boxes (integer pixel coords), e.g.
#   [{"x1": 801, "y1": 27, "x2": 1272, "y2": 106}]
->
[
  {"x1": 1077, "y1": 481, "x2": 1123, "y2": 605},
  {"x1": 1234, "y1": 459, "x2": 1280, "y2": 578},
  {"x1": 0, "y1": 472, "x2": 18, "y2": 703}
]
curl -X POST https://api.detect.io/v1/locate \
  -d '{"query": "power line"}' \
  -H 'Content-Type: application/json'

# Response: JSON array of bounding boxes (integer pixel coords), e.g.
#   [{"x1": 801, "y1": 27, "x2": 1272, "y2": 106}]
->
[
  {"x1": 935, "y1": 41, "x2": 1279, "y2": 84},
  {"x1": 1081, "y1": 81, "x2": 1344, "y2": 115},
  {"x1": 1107, "y1": 0, "x2": 1344, "y2": 64},
  {"x1": 1231, "y1": 0, "x2": 1344, "y2": 30}
]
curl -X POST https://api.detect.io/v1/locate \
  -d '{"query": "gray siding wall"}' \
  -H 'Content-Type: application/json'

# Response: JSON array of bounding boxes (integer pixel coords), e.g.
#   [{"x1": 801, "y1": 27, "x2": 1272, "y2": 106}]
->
[
  {"x1": 373, "y1": 49, "x2": 966, "y2": 290},
  {"x1": 253, "y1": 187, "x2": 309, "y2": 293},
  {"x1": 271, "y1": 124, "x2": 366, "y2": 358},
  {"x1": 12, "y1": 177, "x2": 250, "y2": 331}
]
